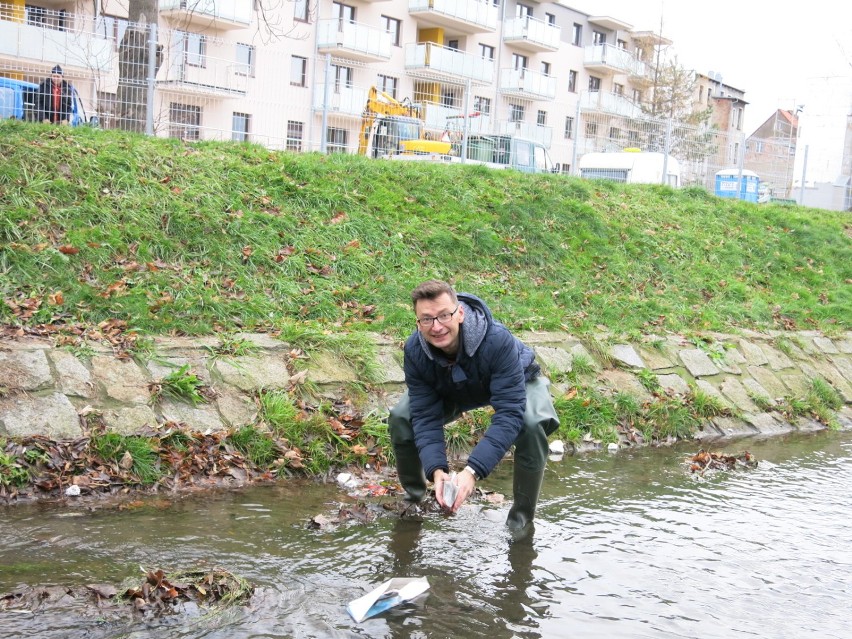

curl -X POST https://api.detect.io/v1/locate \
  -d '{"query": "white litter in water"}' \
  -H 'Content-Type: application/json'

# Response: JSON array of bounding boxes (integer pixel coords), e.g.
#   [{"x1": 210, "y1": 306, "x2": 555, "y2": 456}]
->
[
  {"x1": 607, "y1": 442, "x2": 619, "y2": 452},
  {"x1": 549, "y1": 440, "x2": 565, "y2": 454},
  {"x1": 336, "y1": 472, "x2": 352, "y2": 486},
  {"x1": 65, "y1": 485, "x2": 81, "y2": 497}
]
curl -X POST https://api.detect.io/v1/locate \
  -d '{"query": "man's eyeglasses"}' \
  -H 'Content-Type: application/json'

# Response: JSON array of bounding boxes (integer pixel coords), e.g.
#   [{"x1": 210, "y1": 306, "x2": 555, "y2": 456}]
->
[{"x1": 416, "y1": 305, "x2": 459, "y2": 328}]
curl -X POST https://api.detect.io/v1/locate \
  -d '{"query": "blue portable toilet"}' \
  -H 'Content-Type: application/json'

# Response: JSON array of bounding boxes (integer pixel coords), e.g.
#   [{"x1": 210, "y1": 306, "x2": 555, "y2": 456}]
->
[{"x1": 714, "y1": 168, "x2": 760, "y2": 202}]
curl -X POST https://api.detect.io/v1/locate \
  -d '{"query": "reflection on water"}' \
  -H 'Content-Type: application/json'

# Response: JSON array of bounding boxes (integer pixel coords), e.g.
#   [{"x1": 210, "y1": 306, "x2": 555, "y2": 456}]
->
[{"x1": 1, "y1": 431, "x2": 851, "y2": 638}]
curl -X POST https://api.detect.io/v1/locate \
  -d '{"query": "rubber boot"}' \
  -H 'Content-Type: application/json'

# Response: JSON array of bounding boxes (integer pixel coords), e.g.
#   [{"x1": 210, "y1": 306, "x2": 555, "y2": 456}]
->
[
  {"x1": 388, "y1": 392, "x2": 427, "y2": 503},
  {"x1": 506, "y1": 464, "x2": 545, "y2": 538}
]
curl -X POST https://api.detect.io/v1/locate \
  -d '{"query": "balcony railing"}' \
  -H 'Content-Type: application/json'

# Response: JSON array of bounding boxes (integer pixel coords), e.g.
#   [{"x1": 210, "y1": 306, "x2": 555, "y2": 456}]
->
[
  {"x1": 312, "y1": 83, "x2": 368, "y2": 116},
  {"x1": 419, "y1": 101, "x2": 492, "y2": 134},
  {"x1": 408, "y1": 0, "x2": 497, "y2": 35},
  {"x1": 496, "y1": 120, "x2": 553, "y2": 148},
  {"x1": 580, "y1": 90, "x2": 644, "y2": 118},
  {"x1": 498, "y1": 67, "x2": 556, "y2": 100},
  {"x1": 316, "y1": 18, "x2": 392, "y2": 62},
  {"x1": 160, "y1": 51, "x2": 248, "y2": 97},
  {"x1": 159, "y1": 0, "x2": 252, "y2": 30},
  {"x1": 0, "y1": 7, "x2": 114, "y2": 73},
  {"x1": 584, "y1": 43, "x2": 646, "y2": 76},
  {"x1": 502, "y1": 16, "x2": 560, "y2": 52},
  {"x1": 405, "y1": 42, "x2": 493, "y2": 85}
]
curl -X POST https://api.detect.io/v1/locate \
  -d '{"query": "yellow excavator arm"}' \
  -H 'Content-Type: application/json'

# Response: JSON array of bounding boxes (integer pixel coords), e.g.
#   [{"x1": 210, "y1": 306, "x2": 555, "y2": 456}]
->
[{"x1": 358, "y1": 86, "x2": 451, "y2": 157}]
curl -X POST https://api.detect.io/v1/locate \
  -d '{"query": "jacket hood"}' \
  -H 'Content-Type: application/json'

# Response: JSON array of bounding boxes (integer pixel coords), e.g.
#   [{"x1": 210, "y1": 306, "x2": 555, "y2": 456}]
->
[{"x1": 416, "y1": 292, "x2": 492, "y2": 361}]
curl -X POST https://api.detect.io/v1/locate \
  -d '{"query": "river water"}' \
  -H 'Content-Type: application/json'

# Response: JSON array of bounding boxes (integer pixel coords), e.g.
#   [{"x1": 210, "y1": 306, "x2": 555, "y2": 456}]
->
[{"x1": 2, "y1": 431, "x2": 851, "y2": 639}]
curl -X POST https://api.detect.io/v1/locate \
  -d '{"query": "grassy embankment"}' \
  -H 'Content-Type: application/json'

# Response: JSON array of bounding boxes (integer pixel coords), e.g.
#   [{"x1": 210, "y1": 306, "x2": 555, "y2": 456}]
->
[{"x1": 0, "y1": 121, "x2": 849, "y2": 493}]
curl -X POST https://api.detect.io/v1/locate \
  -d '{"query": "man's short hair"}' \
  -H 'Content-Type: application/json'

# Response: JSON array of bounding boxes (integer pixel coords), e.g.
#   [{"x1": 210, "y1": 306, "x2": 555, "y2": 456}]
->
[{"x1": 411, "y1": 280, "x2": 458, "y2": 308}]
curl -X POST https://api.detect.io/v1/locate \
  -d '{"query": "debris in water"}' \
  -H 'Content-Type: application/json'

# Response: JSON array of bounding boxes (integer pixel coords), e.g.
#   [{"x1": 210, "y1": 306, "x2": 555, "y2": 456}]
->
[{"x1": 688, "y1": 449, "x2": 757, "y2": 475}]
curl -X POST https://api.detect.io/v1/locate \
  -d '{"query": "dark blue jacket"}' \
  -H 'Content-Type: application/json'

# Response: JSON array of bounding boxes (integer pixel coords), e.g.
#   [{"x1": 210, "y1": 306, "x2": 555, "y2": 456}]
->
[{"x1": 402, "y1": 293, "x2": 540, "y2": 481}]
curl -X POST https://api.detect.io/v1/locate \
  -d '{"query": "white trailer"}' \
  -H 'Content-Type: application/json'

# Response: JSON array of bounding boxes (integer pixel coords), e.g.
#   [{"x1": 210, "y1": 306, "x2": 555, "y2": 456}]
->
[{"x1": 578, "y1": 152, "x2": 681, "y2": 187}]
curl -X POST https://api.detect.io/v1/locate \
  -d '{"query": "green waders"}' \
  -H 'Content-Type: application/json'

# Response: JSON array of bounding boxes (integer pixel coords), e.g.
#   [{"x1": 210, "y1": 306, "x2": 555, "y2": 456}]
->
[{"x1": 388, "y1": 376, "x2": 559, "y2": 530}]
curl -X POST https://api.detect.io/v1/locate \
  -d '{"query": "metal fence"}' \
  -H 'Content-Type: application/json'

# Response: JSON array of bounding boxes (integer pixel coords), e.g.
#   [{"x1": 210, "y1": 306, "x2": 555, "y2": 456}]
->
[{"x1": 0, "y1": 5, "x2": 812, "y2": 202}]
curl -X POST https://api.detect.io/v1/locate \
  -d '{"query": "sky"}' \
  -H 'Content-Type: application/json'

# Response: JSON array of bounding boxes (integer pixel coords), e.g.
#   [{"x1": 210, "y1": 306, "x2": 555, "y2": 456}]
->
[{"x1": 566, "y1": 0, "x2": 852, "y2": 183}]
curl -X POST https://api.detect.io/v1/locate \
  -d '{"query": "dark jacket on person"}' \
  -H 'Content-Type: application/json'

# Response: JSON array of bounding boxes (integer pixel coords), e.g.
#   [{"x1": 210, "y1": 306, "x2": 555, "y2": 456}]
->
[
  {"x1": 36, "y1": 77, "x2": 73, "y2": 124},
  {"x1": 402, "y1": 293, "x2": 541, "y2": 482}
]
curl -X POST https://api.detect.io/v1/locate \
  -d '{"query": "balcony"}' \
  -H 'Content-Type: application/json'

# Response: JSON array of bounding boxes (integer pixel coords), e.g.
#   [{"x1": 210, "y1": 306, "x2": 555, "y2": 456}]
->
[
  {"x1": 316, "y1": 19, "x2": 392, "y2": 63},
  {"x1": 159, "y1": 52, "x2": 248, "y2": 97},
  {"x1": 495, "y1": 120, "x2": 553, "y2": 149},
  {"x1": 502, "y1": 16, "x2": 560, "y2": 52},
  {"x1": 408, "y1": 0, "x2": 497, "y2": 35},
  {"x1": 584, "y1": 43, "x2": 645, "y2": 76},
  {"x1": 579, "y1": 90, "x2": 643, "y2": 118},
  {"x1": 312, "y1": 83, "x2": 368, "y2": 117},
  {"x1": 418, "y1": 101, "x2": 492, "y2": 134},
  {"x1": 0, "y1": 10, "x2": 114, "y2": 73},
  {"x1": 159, "y1": 0, "x2": 252, "y2": 31},
  {"x1": 405, "y1": 42, "x2": 493, "y2": 85},
  {"x1": 498, "y1": 67, "x2": 556, "y2": 101}
]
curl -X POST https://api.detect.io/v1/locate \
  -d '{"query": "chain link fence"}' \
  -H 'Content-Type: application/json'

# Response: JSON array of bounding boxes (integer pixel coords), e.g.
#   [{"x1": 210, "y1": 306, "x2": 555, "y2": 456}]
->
[{"x1": 0, "y1": 5, "x2": 830, "y2": 204}]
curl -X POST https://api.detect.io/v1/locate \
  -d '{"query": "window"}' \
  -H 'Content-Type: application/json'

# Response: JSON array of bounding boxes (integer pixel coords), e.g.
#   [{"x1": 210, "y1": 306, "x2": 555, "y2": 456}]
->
[
  {"x1": 441, "y1": 86, "x2": 462, "y2": 108},
  {"x1": 184, "y1": 32, "x2": 206, "y2": 68},
  {"x1": 327, "y1": 127, "x2": 348, "y2": 154},
  {"x1": 609, "y1": 126, "x2": 620, "y2": 140},
  {"x1": 473, "y1": 96, "x2": 491, "y2": 115},
  {"x1": 593, "y1": 31, "x2": 606, "y2": 45},
  {"x1": 291, "y1": 56, "x2": 307, "y2": 87},
  {"x1": 169, "y1": 103, "x2": 201, "y2": 140},
  {"x1": 755, "y1": 141, "x2": 764, "y2": 153},
  {"x1": 516, "y1": 3, "x2": 532, "y2": 18},
  {"x1": 447, "y1": 39, "x2": 459, "y2": 50},
  {"x1": 537, "y1": 110, "x2": 547, "y2": 126},
  {"x1": 377, "y1": 74, "x2": 398, "y2": 99},
  {"x1": 588, "y1": 76, "x2": 601, "y2": 92},
  {"x1": 333, "y1": 2, "x2": 355, "y2": 24},
  {"x1": 286, "y1": 120, "x2": 303, "y2": 151},
  {"x1": 480, "y1": 43, "x2": 495, "y2": 60},
  {"x1": 572, "y1": 23, "x2": 582, "y2": 46},
  {"x1": 232, "y1": 112, "x2": 250, "y2": 142},
  {"x1": 617, "y1": 39, "x2": 627, "y2": 49},
  {"x1": 546, "y1": 13, "x2": 556, "y2": 26},
  {"x1": 564, "y1": 116, "x2": 574, "y2": 139},
  {"x1": 294, "y1": 0, "x2": 309, "y2": 22},
  {"x1": 382, "y1": 15, "x2": 401, "y2": 46},
  {"x1": 632, "y1": 89, "x2": 642, "y2": 103},
  {"x1": 628, "y1": 130, "x2": 641, "y2": 145},
  {"x1": 236, "y1": 43, "x2": 255, "y2": 77},
  {"x1": 568, "y1": 70, "x2": 577, "y2": 93},
  {"x1": 509, "y1": 104, "x2": 525, "y2": 123},
  {"x1": 733, "y1": 107, "x2": 743, "y2": 130},
  {"x1": 95, "y1": 14, "x2": 128, "y2": 50},
  {"x1": 585, "y1": 121, "x2": 598, "y2": 137},
  {"x1": 512, "y1": 53, "x2": 528, "y2": 71},
  {"x1": 541, "y1": 61, "x2": 551, "y2": 76},
  {"x1": 614, "y1": 83, "x2": 624, "y2": 96},
  {"x1": 332, "y1": 65, "x2": 353, "y2": 92}
]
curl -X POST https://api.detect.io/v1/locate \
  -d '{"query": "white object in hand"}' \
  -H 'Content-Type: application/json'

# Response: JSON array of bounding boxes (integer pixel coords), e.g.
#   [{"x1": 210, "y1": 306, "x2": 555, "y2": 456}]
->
[{"x1": 442, "y1": 472, "x2": 458, "y2": 506}]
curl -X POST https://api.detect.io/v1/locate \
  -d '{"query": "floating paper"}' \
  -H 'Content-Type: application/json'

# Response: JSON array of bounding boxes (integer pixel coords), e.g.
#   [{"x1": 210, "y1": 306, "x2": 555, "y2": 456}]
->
[{"x1": 346, "y1": 577, "x2": 430, "y2": 623}]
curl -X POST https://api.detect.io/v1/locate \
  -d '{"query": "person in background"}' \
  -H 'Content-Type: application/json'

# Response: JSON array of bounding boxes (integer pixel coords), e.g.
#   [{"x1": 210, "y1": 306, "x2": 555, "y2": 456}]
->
[
  {"x1": 37, "y1": 65, "x2": 73, "y2": 125},
  {"x1": 389, "y1": 279, "x2": 559, "y2": 536}
]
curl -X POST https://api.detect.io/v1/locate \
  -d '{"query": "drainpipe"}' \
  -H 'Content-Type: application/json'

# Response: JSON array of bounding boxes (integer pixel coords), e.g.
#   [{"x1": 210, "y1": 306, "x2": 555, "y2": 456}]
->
[{"x1": 493, "y1": 0, "x2": 506, "y2": 135}]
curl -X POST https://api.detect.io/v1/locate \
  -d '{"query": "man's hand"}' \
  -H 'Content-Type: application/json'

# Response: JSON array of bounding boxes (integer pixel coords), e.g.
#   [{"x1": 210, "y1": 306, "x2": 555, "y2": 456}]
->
[{"x1": 433, "y1": 468, "x2": 476, "y2": 514}]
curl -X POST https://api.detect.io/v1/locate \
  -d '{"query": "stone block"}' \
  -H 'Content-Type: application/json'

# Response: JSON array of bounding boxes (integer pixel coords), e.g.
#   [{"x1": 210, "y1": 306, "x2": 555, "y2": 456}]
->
[
  {"x1": 0, "y1": 392, "x2": 81, "y2": 438},
  {"x1": 610, "y1": 344, "x2": 646, "y2": 369},
  {"x1": 694, "y1": 379, "x2": 735, "y2": 409},
  {"x1": 306, "y1": 351, "x2": 358, "y2": 384},
  {"x1": 0, "y1": 349, "x2": 52, "y2": 391},
  {"x1": 597, "y1": 369, "x2": 654, "y2": 403},
  {"x1": 710, "y1": 416, "x2": 758, "y2": 437},
  {"x1": 160, "y1": 397, "x2": 226, "y2": 432},
  {"x1": 746, "y1": 366, "x2": 788, "y2": 400},
  {"x1": 535, "y1": 346, "x2": 574, "y2": 375},
  {"x1": 92, "y1": 356, "x2": 151, "y2": 404},
  {"x1": 719, "y1": 376, "x2": 760, "y2": 413},
  {"x1": 743, "y1": 412, "x2": 793, "y2": 435},
  {"x1": 812, "y1": 336, "x2": 840, "y2": 354},
  {"x1": 215, "y1": 388, "x2": 257, "y2": 428},
  {"x1": 809, "y1": 360, "x2": 852, "y2": 403},
  {"x1": 738, "y1": 340, "x2": 769, "y2": 366},
  {"x1": 147, "y1": 356, "x2": 212, "y2": 385},
  {"x1": 656, "y1": 373, "x2": 691, "y2": 395},
  {"x1": 233, "y1": 332, "x2": 287, "y2": 350},
  {"x1": 828, "y1": 355, "x2": 852, "y2": 385},
  {"x1": 101, "y1": 405, "x2": 159, "y2": 435},
  {"x1": 49, "y1": 350, "x2": 95, "y2": 398},
  {"x1": 373, "y1": 349, "x2": 405, "y2": 384},
  {"x1": 215, "y1": 354, "x2": 291, "y2": 391},
  {"x1": 780, "y1": 372, "x2": 811, "y2": 398},
  {"x1": 154, "y1": 335, "x2": 218, "y2": 351},
  {"x1": 637, "y1": 346, "x2": 675, "y2": 370},
  {"x1": 679, "y1": 349, "x2": 720, "y2": 377},
  {"x1": 760, "y1": 344, "x2": 795, "y2": 370},
  {"x1": 836, "y1": 336, "x2": 852, "y2": 354},
  {"x1": 742, "y1": 379, "x2": 775, "y2": 405}
]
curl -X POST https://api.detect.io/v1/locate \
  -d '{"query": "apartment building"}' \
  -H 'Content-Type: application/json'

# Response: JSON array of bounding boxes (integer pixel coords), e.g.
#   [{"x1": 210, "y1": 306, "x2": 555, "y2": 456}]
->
[{"x1": 0, "y1": 0, "x2": 673, "y2": 172}]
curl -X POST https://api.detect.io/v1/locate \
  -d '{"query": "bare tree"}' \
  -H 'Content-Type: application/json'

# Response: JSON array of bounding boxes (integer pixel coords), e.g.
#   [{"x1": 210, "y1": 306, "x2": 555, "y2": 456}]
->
[{"x1": 116, "y1": 0, "x2": 163, "y2": 132}]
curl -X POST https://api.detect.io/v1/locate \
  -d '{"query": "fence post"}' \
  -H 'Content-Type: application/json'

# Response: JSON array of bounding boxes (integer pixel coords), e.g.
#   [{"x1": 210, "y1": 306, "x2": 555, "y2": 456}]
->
[
  {"x1": 145, "y1": 22, "x2": 157, "y2": 137},
  {"x1": 320, "y1": 53, "x2": 331, "y2": 154},
  {"x1": 460, "y1": 77, "x2": 471, "y2": 163},
  {"x1": 661, "y1": 116, "x2": 672, "y2": 185},
  {"x1": 570, "y1": 99, "x2": 581, "y2": 175},
  {"x1": 799, "y1": 144, "x2": 809, "y2": 205}
]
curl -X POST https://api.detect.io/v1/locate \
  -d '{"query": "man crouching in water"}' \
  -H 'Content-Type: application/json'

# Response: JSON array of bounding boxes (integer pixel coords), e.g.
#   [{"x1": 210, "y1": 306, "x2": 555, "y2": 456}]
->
[{"x1": 388, "y1": 279, "x2": 559, "y2": 536}]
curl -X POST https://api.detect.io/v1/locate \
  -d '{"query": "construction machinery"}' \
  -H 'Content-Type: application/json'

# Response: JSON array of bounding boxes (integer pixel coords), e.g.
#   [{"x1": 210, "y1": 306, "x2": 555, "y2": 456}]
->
[{"x1": 358, "y1": 86, "x2": 451, "y2": 158}]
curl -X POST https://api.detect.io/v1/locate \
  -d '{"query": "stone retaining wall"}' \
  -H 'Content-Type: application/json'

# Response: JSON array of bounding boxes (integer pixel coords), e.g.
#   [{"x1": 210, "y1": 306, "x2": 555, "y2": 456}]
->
[{"x1": 1, "y1": 330, "x2": 851, "y2": 441}]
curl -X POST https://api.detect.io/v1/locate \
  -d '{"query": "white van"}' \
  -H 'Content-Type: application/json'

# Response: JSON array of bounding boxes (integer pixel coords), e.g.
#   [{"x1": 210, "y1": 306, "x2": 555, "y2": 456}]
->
[{"x1": 579, "y1": 151, "x2": 681, "y2": 187}]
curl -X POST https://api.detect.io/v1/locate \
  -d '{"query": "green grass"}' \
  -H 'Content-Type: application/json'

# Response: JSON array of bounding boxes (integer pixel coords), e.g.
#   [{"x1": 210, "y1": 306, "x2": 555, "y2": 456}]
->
[
  {"x1": 90, "y1": 432, "x2": 163, "y2": 484},
  {"x1": 151, "y1": 364, "x2": 209, "y2": 406},
  {"x1": 0, "y1": 121, "x2": 848, "y2": 342}
]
